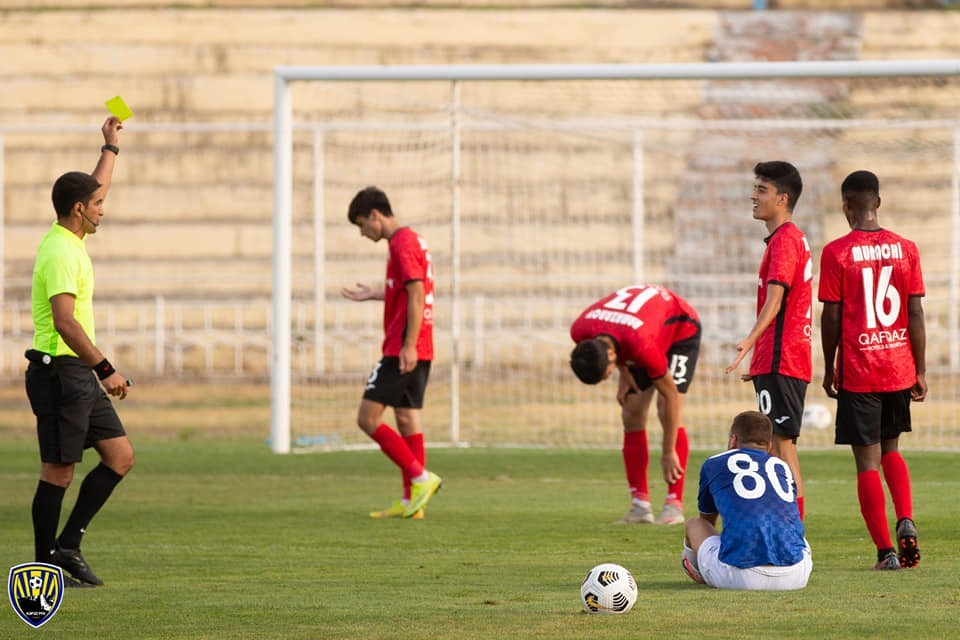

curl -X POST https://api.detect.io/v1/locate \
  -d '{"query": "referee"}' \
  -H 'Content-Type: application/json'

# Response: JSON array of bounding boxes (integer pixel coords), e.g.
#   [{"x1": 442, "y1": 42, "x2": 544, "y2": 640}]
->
[{"x1": 25, "y1": 116, "x2": 133, "y2": 588}]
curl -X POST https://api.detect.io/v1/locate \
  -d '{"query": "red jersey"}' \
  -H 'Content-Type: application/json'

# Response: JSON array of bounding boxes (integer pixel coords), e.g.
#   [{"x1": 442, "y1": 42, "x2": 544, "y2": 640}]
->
[
  {"x1": 818, "y1": 228, "x2": 924, "y2": 392},
  {"x1": 750, "y1": 221, "x2": 813, "y2": 382},
  {"x1": 570, "y1": 284, "x2": 700, "y2": 380},
  {"x1": 382, "y1": 227, "x2": 434, "y2": 360}
]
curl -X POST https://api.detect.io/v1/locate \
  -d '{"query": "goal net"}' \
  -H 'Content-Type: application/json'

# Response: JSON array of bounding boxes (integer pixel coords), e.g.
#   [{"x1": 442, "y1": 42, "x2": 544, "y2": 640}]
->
[{"x1": 271, "y1": 61, "x2": 960, "y2": 453}]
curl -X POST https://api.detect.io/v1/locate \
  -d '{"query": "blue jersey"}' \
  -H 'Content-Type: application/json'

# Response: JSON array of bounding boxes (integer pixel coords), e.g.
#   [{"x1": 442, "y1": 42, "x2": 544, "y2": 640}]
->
[{"x1": 697, "y1": 448, "x2": 807, "y2": 568}]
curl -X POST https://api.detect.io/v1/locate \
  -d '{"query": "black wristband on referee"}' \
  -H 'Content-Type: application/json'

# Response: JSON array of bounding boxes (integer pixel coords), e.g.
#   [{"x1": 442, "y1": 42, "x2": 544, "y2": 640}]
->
[
  {"x1": 101, "y1": 144, "x2": 119, "y2": 155},
  {"x1": 94, "y1": 358, "x2": 116, "y2": 380}
]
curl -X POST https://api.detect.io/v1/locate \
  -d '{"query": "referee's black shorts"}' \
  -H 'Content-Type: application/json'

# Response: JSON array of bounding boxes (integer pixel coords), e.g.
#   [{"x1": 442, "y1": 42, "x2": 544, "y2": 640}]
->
[{"x1": 25, "y1": 354, "x2": 126, "y2": 464}]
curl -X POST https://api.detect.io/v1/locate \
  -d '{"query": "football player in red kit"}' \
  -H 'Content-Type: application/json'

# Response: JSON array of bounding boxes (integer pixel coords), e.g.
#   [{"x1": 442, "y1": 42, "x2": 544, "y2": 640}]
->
[
  {"x1": 819, "y1": 170, "x2": 926, "y2": 570},
  {"x1": 342, "y1": 186, "x2": 441, "y2": 519},
  {"x1": 570, "y1": 284, "x2": 701, "y2": 525},
  {"x1": 726, "y1": 161, "x2": 813, "y2": 520}
]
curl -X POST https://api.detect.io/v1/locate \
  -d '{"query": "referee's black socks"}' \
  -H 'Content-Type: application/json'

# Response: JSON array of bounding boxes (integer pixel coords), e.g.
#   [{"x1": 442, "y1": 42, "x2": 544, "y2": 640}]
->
[
  {"x1": 57, "y1": 463, "x2": 124, "y2": 550},
  {"x1": 32, "y1": 480, "x2": 66, "y2": 562}
]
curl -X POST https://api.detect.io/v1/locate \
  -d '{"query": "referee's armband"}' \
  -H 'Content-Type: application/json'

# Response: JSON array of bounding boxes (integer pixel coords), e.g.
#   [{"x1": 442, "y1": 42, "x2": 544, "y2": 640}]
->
[{"x1": 94, "y1": 358, "x2": 116, "y2": 380}]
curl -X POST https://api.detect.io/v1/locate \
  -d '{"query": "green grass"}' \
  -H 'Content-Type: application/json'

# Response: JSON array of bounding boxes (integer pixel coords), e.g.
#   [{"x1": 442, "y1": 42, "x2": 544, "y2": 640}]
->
[{"x1": 0, "y1": 441, "x2": 957, "y2": 639}]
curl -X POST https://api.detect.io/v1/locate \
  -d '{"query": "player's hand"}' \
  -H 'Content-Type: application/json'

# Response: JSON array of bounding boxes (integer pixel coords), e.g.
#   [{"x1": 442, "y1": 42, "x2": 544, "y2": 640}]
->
[
  {"x1": 102, "y1": 371, "x2": 129, "y2": 400},
  {"x1": 661, "y1": 451, "x2": 683, "y2": 485},
  {"x1": 399, "y1": 345, "x2": 417, "y2": 374},
  {"x1": 101, "y1": 116, "x2": 122, "y2": 146},
  {"x1": 616, "y1": 384, "x2": 628, "y2": 406},
  {"x1": 822, "y1": 371, "x2": 838, "y2": 399},
  {"x1": 911, "y1": 374, "x2": 927, "y2": 402},
  {"x1": 616, "y1": 369, "x2": 639, "y2": 406},
  {"x1": 724, "y1": 343, "x2": 748, "y2": 374},
  {"x1": 341, "y1": 283, "x2": 374, "y2": 301}
]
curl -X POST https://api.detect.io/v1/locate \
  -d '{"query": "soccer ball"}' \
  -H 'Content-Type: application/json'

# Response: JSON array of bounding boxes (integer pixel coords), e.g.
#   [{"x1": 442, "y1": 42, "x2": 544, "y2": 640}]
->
[
  {"x1": 802, "y1": 404, "x2": 833, "y2": 430},
  {"x1": 580, "y1": 563, "x2": 638, "y2": 614}
]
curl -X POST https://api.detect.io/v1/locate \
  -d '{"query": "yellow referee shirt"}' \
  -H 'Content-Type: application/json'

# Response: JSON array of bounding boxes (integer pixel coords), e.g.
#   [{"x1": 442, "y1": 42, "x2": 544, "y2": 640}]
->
[{"x1": 31, "y1": 222, "x2": 96, "y2": 356}]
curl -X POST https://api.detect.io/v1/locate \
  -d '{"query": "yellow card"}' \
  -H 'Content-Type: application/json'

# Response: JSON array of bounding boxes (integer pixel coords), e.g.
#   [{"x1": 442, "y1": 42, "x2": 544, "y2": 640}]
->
[{"x1": 104, "y1": 95, "x2": 133, "y2": 121}]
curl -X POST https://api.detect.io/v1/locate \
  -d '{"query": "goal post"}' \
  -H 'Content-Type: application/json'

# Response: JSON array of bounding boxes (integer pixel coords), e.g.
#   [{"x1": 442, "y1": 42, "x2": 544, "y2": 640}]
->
[
  {"x1": 271, "y1": 72, "x2": 293, "y2": 454},
  {"x1": 271, "y1": 60, "x2": 960, "y2": 454}
]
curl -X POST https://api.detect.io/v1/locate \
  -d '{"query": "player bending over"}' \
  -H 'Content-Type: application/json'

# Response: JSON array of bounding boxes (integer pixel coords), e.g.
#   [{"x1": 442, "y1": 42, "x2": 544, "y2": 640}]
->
[{"x1": 570, "y1": 284, "x2": 700, "y2": 525}]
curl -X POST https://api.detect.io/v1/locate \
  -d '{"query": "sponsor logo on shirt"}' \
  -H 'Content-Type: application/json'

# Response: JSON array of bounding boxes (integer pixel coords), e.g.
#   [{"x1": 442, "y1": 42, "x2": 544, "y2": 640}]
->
[{"x1": 858, "y1": 327, "x2": 908, "y2": 349}]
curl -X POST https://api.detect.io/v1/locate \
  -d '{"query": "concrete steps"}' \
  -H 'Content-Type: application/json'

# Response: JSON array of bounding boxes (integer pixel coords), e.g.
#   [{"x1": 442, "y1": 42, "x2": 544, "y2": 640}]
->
[{"x1": 2, "y1": 7, "x2": 959, "y2": 313}]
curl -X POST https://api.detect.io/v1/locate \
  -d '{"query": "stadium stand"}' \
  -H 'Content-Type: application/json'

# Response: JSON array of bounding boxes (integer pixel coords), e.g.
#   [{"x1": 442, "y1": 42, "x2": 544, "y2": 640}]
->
[{"x1": 1, "y1": 7, "x2": 959, "y2": 378}]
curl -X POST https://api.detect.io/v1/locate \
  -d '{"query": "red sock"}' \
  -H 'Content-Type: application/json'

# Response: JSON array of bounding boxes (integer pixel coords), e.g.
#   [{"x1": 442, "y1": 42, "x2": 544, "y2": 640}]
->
[
  {"x1": 881, "y1": 451, "x2": 913, "y2": 521},
  {"x1": 622, "y1": 431, "x2": 649, "y2": 502},
  {"x1": 857, "y1": 470, "x2": 892, "y2": 550},
  {"x1": 402, "y1": 433, "x2": 425, "y2": 501},
  {"x1": 797, "y1": 496, "x2": 805, "y2": 521},
  {"x1": 666, "y1": 427, "x2": 689, "y2": 505},
  {"x1": 371, "y1": 424, "x2": 423, "y2": 478}
]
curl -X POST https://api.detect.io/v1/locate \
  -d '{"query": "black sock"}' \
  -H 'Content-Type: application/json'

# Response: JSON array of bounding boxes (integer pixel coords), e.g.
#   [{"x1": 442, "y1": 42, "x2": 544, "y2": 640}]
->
[
  {"x1": 57, "y1": 463, "x2": 124, "y2": 550},
  {"x1": 33, "y1": 480, "x2": 66, "y2": 562}
]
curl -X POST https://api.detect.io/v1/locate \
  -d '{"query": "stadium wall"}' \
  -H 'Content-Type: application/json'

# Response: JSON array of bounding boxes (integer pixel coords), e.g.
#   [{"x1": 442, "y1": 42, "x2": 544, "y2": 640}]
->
[
  {"x1": 3, "y1": 8, "x2": 959, "y2": 298},
  {"x1": 2, "y1": 7, "x2": 960, "y2": 382}
]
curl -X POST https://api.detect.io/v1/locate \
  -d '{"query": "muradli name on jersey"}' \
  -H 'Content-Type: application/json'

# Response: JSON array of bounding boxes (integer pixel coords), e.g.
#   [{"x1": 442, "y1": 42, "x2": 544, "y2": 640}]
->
[
  {"x1": 584, "y1": 308, "x2": 642, "y2": 330},
  {"x1": 851, "y1": 242, "x2": 903, "y2": 262},
  {"x1": 8, "y1": 562, "x2": 65, "y2": 628}
]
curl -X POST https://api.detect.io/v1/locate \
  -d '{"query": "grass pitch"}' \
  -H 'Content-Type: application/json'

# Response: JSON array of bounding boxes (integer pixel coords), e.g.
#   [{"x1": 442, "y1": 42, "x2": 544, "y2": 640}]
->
[{"x1": 0, "y1": 440, "x2": 957, "y2": 639}]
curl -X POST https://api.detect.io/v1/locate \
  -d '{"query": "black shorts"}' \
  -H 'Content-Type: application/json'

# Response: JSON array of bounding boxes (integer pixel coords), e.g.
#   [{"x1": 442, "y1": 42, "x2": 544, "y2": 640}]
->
[
  {"x1": 361, "y1": 357, "x2": 431, "y2": 409},
  {"x1": 629, "y1": 332, "x2": 701, "y2": 394},
  {"x1": 25, "y1": 355, "x2": 126, "y2": 464},
  {"x1": 835, "y1": 389, "x2": 912, "y2": 446},
  {"x1": 752, "y1": 374, "x2": 808, "y2": 441}
]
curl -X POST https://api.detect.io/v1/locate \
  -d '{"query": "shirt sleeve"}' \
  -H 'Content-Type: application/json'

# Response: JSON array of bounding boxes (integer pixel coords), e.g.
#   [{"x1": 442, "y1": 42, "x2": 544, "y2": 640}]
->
[
  {"x1": 697, "y1": 462, "x2": 717, "y2": 515},
  {"x1": 393, "y1": 231, "x2": 427, "y2": 284},
  {"x1": 907, "y1": 240, "x2": 926, "y2": 296},
  {"x1": 570, "y1": 316, "x2": 588, "y2": 343},
  {"x1": 765, "y1": 232, "x2": 798, "y2": 288},
  {"x1": 627, "y1": 333, "x2": 668, "y2": 379},
  {"x1": 818, "y1": 243, "x2": 842, "y2": 303},
  {"x1": 40, "y1": 251, "x2": 79, "y2": 300}
]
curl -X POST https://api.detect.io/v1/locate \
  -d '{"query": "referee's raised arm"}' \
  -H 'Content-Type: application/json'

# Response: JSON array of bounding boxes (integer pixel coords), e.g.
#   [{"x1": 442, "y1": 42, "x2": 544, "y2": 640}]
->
[{"x1": 92, "y1": 116, "x2": 122, "y2": 196}]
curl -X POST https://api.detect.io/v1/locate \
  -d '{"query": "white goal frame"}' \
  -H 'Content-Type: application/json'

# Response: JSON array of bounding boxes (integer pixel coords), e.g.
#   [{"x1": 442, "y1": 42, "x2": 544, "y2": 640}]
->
[{"x1": 271, "y1": 60, "x2": 960, "y2": 453}]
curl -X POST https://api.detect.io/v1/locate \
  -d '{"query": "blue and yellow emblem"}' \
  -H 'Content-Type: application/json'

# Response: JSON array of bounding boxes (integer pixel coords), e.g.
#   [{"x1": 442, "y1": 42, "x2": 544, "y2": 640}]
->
[{"x1": 8, "y1": 563, "x2": 64, "y2": 628}]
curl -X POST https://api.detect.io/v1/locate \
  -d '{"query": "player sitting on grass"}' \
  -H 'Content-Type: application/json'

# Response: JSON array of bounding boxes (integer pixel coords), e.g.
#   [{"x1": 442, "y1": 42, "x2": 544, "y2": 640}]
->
[{"x1": 682, "y1": 410, "x2": 812, "y2": 591}]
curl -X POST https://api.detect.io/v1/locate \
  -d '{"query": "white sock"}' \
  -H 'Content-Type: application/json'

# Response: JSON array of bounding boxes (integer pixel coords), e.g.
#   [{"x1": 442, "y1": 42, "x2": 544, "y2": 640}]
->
[{"x1": 411, "y1": 471, "x2": 430, "y2": 484}]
